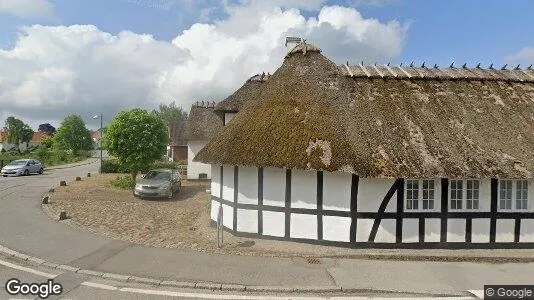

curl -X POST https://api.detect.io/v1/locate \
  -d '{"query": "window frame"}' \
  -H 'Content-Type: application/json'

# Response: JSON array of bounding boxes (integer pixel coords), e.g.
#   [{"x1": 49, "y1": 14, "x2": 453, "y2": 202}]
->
[
  {"x1": 449, "y1": 179, "x2": 481, "y2": 211},
  {"x1": 499, "y1": 179, "x2": 529, "y2": 211},
  {"x1": 404, "y1": 179, "x2": 437, "y2": 212}
]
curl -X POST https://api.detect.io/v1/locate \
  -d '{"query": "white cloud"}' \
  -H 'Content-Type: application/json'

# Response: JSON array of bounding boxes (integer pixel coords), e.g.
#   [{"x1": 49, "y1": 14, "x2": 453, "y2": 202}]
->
[
  {"x1": 0, "y1": 0, "x2": 54, "y2": 18},
  {"x1": 0, "y1": 2, "x2": 408, "y2": 129},
  {"x1": 504, "y1": 47, "x2": 534, "y2": 66}
]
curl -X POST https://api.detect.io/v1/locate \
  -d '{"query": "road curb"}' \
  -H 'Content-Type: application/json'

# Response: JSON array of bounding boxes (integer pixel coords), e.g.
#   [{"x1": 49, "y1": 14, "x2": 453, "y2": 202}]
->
[
  {"x1": 0, "y1": 244, "x2": 346, "y2": 293},
  {"x1": 46, "y1": 158, "x2": 99, "y2": 170},
  {"x1": 0, "y1": 244, "x2": 481, "y2": 298}
]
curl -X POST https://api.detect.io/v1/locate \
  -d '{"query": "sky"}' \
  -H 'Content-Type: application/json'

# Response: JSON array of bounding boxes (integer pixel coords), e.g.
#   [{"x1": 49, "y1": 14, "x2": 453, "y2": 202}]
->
[{"x1": 0, "y1": 0, "x2": 533, "y2": 130}]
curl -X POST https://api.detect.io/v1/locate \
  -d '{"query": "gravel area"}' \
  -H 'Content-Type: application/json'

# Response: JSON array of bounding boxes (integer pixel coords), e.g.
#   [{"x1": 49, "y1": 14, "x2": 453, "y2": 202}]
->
[{"x1": 44, "y1": 174, "x2": 534, "y2": 261}]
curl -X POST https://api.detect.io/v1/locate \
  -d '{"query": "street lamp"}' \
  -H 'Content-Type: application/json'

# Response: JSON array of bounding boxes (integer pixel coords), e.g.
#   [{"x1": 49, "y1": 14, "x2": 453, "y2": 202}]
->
[{"x1": 93, "y1": 114, "x2": 103, "y2": 173}]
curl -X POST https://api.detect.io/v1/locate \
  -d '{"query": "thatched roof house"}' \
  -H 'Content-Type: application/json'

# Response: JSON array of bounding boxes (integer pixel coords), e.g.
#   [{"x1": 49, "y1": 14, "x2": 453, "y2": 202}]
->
[
  {"x1": 196, "y1": 40, "x2": 534, "y2": 249},
  {"x1": 215, "y1": 73, "x2": 271, "y2": 114},
  {"x1": 183, "y1": 101, "x2": 223, "y2": 179},
  {"x1": 196, "y1": 43, "x2": 534, "y2": 179},
  {"x1": 169, "y1": 120, "x2": 187, "y2": 147},
  {"x1": 184, "y1": 101, "x2": 223, "y2": 141}
]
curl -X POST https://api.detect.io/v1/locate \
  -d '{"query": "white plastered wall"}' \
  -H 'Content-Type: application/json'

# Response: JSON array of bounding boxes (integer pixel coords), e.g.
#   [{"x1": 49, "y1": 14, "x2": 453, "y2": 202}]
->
[{"x1": 187, "y1": 141, "x2": 211, "y2": 179}]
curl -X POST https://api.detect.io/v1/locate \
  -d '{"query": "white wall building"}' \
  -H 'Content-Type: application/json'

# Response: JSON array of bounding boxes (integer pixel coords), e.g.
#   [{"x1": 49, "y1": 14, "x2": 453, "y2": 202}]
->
[
  {"x1": 196, "y1": 42, "x2": 534, "y2": 248},
  {"x1": 184, "y1": 102, "x2": 222, "y2": 179}
]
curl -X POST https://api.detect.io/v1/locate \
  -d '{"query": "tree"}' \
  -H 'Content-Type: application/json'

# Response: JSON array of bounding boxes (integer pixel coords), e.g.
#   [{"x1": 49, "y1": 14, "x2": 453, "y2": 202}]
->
[
  {"x1": 105, "y1": 109, "x2": 168, "y2": 180},
  {"x1": 54, "y1": 115, "x2": 93, "y2": 154},
  {"x1": 39, "y1": 135, "x2": 54, "y2": 148},
  {"x1": 152, "y1": 101, "x2": 188, "y2": 128},
  {"x1": 20, "y1": 124, "x2": 34, "y2": 148},
  {"x1": 38, "y1": 123, "x2": 56, "y2": 136},
  {"x1": 3, "y1": 117, "x2": 33, "y2": 152}
]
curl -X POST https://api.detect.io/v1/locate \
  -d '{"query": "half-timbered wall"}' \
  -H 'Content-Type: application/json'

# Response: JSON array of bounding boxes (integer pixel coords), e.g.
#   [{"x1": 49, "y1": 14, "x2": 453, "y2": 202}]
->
[{"x1": 210, "y1": 165, "x2": 534, "y2": 248}]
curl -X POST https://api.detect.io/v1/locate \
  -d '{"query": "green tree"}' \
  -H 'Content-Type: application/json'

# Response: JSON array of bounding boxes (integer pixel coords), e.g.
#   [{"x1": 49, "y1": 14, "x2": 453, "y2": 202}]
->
[
  {"x1": 2, "y1": 117, "x2": 33, "y2": 152},
  {"x1": 39, "y1": 135, "x2": 54, "y2": 148},
  {"x1": 105, "y1": 109, "x2": 168, "y2": 180},
  {"x1": 21, "y1": 124, "x2": 34, "y2": 148},
  {"x1": 54, "y1": 115, "x2": 93, "y2": 154},
  {"x1": 152, "y1": 101, "x2": 188, "y2": 128}
]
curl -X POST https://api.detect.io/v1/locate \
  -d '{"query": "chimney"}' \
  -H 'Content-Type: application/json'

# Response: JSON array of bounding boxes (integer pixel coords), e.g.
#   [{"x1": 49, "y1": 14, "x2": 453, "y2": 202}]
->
[{"x1": 285, "y1": 37, "x2": 303, "y2": 53}]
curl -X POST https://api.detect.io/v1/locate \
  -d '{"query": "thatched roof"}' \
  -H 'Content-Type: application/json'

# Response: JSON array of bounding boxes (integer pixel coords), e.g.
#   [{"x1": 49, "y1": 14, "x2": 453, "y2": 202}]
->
[
  {"x1": 196, "y1": 43, "x2": 534, "y2": 179},
  {"x1": 214, "y1": 73, "x2": 270, "y2": 113},
  {"x1": 184, "y1": 101, "x2": 223, "y2": 141},
  {"x1": 169, "y1": 120, "x2": 187, "y2": 146}
]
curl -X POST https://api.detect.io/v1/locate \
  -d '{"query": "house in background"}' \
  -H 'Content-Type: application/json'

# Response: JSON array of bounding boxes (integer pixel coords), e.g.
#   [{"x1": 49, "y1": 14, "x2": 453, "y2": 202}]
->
[
  {"x1": 90, "y1": 130, "x2": 102, "y2": 149},
  {"x1": 196, "y1": 40, "x2": 534, "y2": 249},
  {"x1": 168, "y1": 120, "x2": 187, "y2": 162},
  {"x1": 0, "y1": 130, "x2": 45, "y2": 152},
  {"x1": 184, "y1": 101, "x2": 223, "y2": 179},
  {"x1": 214, "y1": 73, "x2": 270, "y2": 124}
]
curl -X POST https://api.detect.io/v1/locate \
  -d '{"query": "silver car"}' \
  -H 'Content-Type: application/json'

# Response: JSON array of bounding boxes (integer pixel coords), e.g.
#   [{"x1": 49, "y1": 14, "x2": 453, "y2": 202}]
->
[
  {"x1": 133, "y1": 169, "x2": 181, "y2": 199},
  {"x1": 1, "y1": 159, "x2": 44, "y2": 177}
]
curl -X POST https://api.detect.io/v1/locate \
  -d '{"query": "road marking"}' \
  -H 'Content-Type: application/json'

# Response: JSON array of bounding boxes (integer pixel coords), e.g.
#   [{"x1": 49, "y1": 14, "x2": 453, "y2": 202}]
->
[
  {"x1": 0, "y1": 258, "x2": 56, "y2": 278},
  {"x1": 468, "y1": 290, "x2": 484, "y2": 299},
  {"x1": 117, "y1": 288, "x2": 365, "y2": 299},
  {"x1": 81, "y1": 281, "x2": 118, "y2": 290}
]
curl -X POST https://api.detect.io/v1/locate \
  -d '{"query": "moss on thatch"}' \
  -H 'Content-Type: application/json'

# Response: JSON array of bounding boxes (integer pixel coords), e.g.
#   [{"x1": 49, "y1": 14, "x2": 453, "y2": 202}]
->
[
  {"x1": 184, "y1": 103, "x2": 223, "y2": 141},
  {"x1": 196, "y1": 43, "x2": 534, "y2": 179}
]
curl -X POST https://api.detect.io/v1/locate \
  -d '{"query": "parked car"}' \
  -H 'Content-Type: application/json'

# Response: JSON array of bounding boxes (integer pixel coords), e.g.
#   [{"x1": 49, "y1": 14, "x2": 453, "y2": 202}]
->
[
  {"x1": 133, "y1": 169, "x2": 181, "y2": 199},
  {"x1": 1, "y1": 159, "x2": 44, "y2": 177}
]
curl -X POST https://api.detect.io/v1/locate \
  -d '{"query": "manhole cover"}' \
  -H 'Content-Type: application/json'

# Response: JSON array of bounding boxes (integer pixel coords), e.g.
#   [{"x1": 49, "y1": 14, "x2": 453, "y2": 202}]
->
[{"x1": 306, "y1": 257, "x2": 321, "y2": 264}]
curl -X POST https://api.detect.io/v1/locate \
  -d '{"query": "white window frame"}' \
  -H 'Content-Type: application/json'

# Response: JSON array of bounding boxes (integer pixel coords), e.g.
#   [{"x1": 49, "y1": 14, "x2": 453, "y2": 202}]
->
[
  {"x1": 499, "y1": 179, "x2": 529, "y2": 211},
  {"x1": 405, "y1": 179, "x2": 437, "y2": 211},
  {"x1": 449, "y1": 179, "x2": 481, "y2": 211},
  {"x1": 465, "y1": 179, "x2": 480, "y2": 210}
]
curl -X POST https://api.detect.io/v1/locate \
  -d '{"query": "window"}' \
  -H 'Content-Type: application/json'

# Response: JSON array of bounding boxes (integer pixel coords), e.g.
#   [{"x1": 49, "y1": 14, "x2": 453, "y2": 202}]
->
[
  {"x1": 406, "y1": 180, "x2": 419, "y2": 210},
  {"x1": 499, "y1": 180, "x2": 513, "y2": 210},
  {"x1": 450, "y1": 180, "x2": 463, "y2": 210},
  {"x1": 405, "y1": 179, "x2": 435, "y2": 210},
  {"x1": 516, "y1": 180, "x2": 528, "y2": 210},
  {"x1": 449, "y1": 179, "x2": 481, "y2": 210},
  {"x1": 466, "y1": 180, "x2": 479, "y2": 210},
  {"x1": 422, "y1": 180, "x2": 435, "y2": 210},
  {"x1": 500, "y1": 180, "x2": 528, "y2": 210}
]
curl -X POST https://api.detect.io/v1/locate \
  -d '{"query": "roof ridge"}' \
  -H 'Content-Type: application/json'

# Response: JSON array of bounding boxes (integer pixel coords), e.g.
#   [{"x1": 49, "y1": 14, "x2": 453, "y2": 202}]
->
[
  {"x1": 192, "y1": 101, "x2": 216, "y2": 109},
  {"x1": 340, "y1": 63, "x2": 534, "y2": 83}
]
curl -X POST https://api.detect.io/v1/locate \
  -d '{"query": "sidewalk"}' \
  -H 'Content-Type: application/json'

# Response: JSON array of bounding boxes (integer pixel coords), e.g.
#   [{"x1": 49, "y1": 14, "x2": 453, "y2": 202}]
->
[{"x1": 0, "y1": 163, "x2": 533, "y2": 296}]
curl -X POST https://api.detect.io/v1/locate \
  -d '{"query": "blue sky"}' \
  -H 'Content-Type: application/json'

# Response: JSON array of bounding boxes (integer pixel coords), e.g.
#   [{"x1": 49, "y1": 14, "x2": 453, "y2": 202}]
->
[
  {"x1": 0, "y1": 0, "x2": 533, "y2": 129},
  {"x1": 2, "y1": 0, "x2": 532, "y2": 66}
]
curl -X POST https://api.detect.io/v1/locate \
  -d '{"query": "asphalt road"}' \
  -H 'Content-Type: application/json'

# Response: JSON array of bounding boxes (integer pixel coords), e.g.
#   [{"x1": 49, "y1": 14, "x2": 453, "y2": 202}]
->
[{"x1": 0, "y1": 158, "x2": 531, "y2": 299}]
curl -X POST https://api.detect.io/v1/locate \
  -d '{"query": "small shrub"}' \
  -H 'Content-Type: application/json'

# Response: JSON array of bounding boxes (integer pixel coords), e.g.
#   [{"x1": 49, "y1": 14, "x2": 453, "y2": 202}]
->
[
  {"x1": 110, "y1": 175, "x2": 136, "y2": 189},
  {"x1": 150, "y1": 160, "x2": 180, "y2": 170},
  {"x1": 35, "y1": 145, "x2": 50, "y2": 161},
  {"x1": 101, "y1": 159, "x2": 120, "y2": 173}
]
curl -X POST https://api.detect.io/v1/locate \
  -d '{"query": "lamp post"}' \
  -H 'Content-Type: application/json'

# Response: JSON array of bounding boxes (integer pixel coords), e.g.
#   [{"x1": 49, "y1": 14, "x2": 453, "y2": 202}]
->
[{"x1": 92, "y1": 114, "x2": 103, "y2": 173}]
